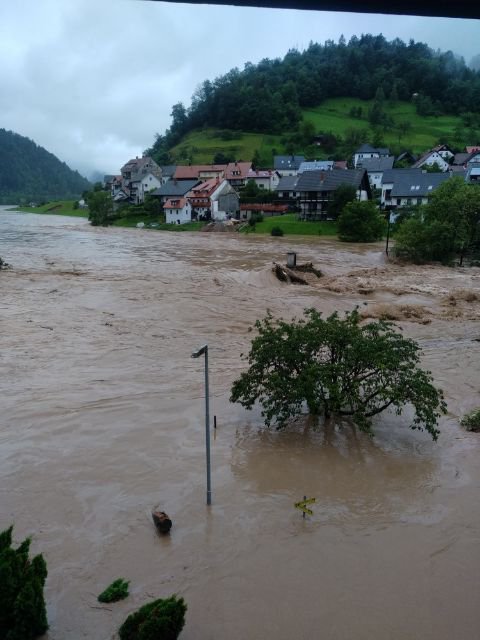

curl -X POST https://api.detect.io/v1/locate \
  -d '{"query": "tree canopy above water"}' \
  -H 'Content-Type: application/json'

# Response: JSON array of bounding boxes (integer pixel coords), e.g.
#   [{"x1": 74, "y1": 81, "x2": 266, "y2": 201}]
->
[{"x1": 230, "y1": 308, "x2": 446, "y2": 439}]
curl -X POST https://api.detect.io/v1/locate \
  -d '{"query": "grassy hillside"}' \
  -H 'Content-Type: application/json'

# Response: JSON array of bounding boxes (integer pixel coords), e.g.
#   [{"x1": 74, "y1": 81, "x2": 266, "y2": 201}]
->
[
  {"x1": 170, "y1": 129, "x2": 282, "y2": 165},
  {"x1": 169, "y1": 98, "x2": 465, "y2": 165},
  {"x1": 303, "y1": 98, "x2": 463, "y2": 153}
]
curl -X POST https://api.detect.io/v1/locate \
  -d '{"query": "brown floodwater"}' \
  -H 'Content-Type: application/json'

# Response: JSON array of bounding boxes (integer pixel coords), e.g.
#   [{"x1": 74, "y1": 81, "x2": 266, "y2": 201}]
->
[{"x1": 1, "y1": 207, "x2": 479, "y2": 640}]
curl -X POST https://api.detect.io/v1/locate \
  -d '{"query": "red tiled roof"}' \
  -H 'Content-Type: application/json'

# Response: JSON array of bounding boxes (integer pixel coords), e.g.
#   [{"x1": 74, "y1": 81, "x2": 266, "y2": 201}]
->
[
  {"x1": 334, "y1": 161, "x2": 348, "y2": 170},
  {"x1": 186, "y1": 178, "x2": 224, "y2": 198},
  {"x1": 246, "y1": 169, "x2": 273, "y2": 179},
  {"x1": 225, "y1": 162, "x2": 252, "y2": 179},
  {"x1": 174, "y1": 165, "x2": 227, "y2": 180},
  {"x1": 164, "y1": 198, "x2": 187, "y2": 209},
  {"x1": 466, "y1": 146, "x2": 480, "y2": 154}
]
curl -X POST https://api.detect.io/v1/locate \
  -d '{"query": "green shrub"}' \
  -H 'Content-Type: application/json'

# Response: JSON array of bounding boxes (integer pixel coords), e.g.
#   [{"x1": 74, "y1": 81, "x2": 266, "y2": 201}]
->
[
  {"x1": 98, "y1": 578, "x2": 130, "y2": 603},
  {"x1": 460, "y1": 408, "x2": 480, "y2": 432},
  {"x1": 270, "y1": 226, "x2": 284, "y2": 237},
  {"x1": 119, "y1": 594, "x2": 187, "y2": 640},
  {"x1": 248, "y1": 212, "x2": 264, "y2": 227},
  {"x1": 0, "y1": 526, "x2": 48, "y2": 640}
]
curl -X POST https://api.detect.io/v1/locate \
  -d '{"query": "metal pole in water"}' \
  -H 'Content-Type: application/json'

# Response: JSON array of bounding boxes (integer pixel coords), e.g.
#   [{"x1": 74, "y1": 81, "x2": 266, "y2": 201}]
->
[
  {"x1": 204, "y1": 346, "x2": 212, "y2": 506},
  {"x1": 192, "y1": 344, "x2": 212, "y2": 506}
]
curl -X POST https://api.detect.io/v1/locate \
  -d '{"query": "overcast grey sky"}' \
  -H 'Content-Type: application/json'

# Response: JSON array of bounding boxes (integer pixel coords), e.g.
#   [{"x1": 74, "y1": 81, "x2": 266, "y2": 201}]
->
[{"x1": 1, "y1": 0, "x2": 478, "y2": 178}]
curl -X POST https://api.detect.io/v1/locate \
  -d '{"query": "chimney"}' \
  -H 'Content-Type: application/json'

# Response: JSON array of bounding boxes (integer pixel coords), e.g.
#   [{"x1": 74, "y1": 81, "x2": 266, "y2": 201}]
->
[{"x1": 320, "y1": 171, "x2": 325, "y2": 182}]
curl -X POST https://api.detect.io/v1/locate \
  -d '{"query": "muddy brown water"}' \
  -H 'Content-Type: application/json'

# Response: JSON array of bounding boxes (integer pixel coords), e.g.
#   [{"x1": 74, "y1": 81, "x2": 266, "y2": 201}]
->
[{"x1": 1, "y1": 207, "x2": 479, "y2": 639}]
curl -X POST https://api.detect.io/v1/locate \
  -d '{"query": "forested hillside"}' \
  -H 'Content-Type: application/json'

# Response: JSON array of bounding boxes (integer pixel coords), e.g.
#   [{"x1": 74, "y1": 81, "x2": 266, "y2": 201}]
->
[
  {"x1": 0, "y1": 129, "x2": 91, "y2": 203},
  {"x1": 147, "y1": 34, "x2": 480, "y2": 163}
]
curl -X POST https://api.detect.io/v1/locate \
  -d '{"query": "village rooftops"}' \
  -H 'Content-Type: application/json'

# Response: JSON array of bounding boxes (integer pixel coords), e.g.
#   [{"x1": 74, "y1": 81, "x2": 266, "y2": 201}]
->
[
  {"x1": 225, "y1": 162, "x2": 252, "y2": 179},
  {"x1": 298, "y1": 160, "x2": 334, "y2": 173},
  {"x1": 294, "y1": 168, "x2": 368, "y2": 191},
  {"x1": 186, "y1": 178, "x2": 225, "y2": 198},
  {"x1": 274, "y1": 155, "x2": 305, "y2": 171},
  {"x1": 164, "y1": 197, "x2": 188, "y2": 209},
  {"x1": 151, "y1": 179, "x2": 200, "y2": 198},
  {"x1": 356, "y1": 156, "x2": 395, "y2": 171},
  {"x1": 389, "y1": 171, "x2": 450, "y2": 197},
  {"x1": 174, "y1": 164, "x2": 227, "y2": 180}
]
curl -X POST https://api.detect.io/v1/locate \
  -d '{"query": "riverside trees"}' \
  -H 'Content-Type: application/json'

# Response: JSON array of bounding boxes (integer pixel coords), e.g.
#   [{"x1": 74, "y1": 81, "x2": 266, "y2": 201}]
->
[
  {"x1": 230, "y1": 309, "x2": 446, "y2": 439},
  {"x1": 394, "y1": 178, "x2": 480, "y2": 264}
]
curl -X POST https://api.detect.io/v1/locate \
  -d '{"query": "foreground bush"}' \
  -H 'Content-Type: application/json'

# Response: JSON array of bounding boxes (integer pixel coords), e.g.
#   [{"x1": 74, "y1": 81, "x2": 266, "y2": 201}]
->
[
  {"x1": 460, "y1": 408, "x2": 480, "y2": 432},
  {"x1": 0, "y1": 526, "x2": 48, "y2": 640},
  {"x1": 270, "y1": 226, "x2": 284, "y2": 236},
  {"x1": 119, "y1": 595, "x2": 187, "y2": 640}
]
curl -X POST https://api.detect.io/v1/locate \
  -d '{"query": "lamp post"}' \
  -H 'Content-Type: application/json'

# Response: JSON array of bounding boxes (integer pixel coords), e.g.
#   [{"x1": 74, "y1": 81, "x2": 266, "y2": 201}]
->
[
  {"x1": 191, "y1": 344, "x2": 212, "y2": 506},
  {"x1": 385, "y1": 211, "x2": 392, "y2": 256}
]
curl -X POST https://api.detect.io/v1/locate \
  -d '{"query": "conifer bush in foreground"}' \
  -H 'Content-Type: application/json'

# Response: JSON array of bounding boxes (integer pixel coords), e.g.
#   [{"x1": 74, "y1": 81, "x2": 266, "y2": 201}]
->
[
  {"x1": 0, "y1": 526, "x2": 48, "y2": 640},
  {"x1": 118, "y1": 595, "x2": 187, "y2": 640}
]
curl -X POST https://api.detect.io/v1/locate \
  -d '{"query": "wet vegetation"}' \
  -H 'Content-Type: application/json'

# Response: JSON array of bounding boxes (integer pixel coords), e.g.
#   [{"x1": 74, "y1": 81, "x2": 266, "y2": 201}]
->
[
  {"x1": 97, "y1": 578, "x2": 130, "y2": 603},
  {"x1": 460, "y1": 408, "x2": 480, "y2": 432},
  {"x1": 394, "y1": 178, "x2": 480, "y2": 265},
  {"x1": 0, "y1": 526, "x2": 48, "y2": 640},
  {"x1": 118, "y1": 595, "x2": 187, "y2": 640},
  {"x1": 0, "y1": 128, "x2": 90, "y2": 204},
  {"x1": 230, "y1": 308, "x2": 447, "y2": 439}
]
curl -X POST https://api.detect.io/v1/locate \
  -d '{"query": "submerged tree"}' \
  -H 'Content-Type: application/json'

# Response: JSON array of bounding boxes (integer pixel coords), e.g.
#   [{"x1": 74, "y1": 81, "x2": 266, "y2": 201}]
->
[{"x1": 230, "y1": 309, "x2": 446, "y2": 439}]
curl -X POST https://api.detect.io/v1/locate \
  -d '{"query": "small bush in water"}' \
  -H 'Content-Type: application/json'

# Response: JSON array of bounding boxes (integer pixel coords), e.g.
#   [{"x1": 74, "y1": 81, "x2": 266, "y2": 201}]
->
[
  {"x1": 460, "y1": 408, "x2": 480, "y2": 432},
  {"x1": 119, "y1": 594, "x2": 187, "y2": 640},
  {"x1": 98, "y1": 578, "x2": 130, "y2": 603}
]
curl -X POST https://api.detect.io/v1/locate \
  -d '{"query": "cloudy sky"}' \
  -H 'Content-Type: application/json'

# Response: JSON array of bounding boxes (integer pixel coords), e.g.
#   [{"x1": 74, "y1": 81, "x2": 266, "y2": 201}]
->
[{"x1": 1, "y1": 0, "x2": 478, "y2": 178}]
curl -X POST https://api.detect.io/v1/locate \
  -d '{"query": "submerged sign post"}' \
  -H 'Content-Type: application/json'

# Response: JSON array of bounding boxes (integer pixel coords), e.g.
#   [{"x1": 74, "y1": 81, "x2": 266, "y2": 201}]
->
[{"x1": 294, "y1": 496, "x2": 316, "y2": 518}]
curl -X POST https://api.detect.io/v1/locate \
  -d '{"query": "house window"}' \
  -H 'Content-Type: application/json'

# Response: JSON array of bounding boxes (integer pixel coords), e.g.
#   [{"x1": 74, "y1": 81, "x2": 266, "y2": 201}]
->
[{"x1": 397, "y1": 198, "x2": 401, "y2": 205}]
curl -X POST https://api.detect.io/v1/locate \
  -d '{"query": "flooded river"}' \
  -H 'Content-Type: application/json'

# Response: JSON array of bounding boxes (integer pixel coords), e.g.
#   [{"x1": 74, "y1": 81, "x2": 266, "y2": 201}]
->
[{"x1": 1, "y1": 207, "x2": 479, "y2": 639}]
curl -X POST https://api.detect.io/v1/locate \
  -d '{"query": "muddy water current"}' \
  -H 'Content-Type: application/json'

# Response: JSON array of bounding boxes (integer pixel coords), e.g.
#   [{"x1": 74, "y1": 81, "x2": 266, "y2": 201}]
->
[{"x1": 1, "y1": 207, "x2": 479, "y2": 639}]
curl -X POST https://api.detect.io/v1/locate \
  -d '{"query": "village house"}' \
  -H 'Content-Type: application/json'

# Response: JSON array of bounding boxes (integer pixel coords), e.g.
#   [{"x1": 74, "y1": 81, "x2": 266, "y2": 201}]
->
[
  {"x1": 430, "y1": 144, "x2": 454, "y2": 161},
  {"x1": 173, "y1": 164, "x2": 227, "y2": 181},
  {"x1": 164, "y1": 198, "x2": 192, "y2": 224},
  {"x1": 186, "y1": 178, "x2": 239, "y2": 220},
  {"x1": 465, "y1": 163, "x2": 480, "y2": 183},
  {"x1": 298, "y1": 160, "x2": 334, "y2": 172},
  {"x1": 353, "y1": 144, "x2": 390, "y2": 168},
  {"x1": 150, "y1": 179, "x2": 200, "y2": 206},
  {"x1": 160, "y1": 165, "x2": 176, "y2": 185},
  {"x1": 412, "y1": 149, "x2": 450, "y2": 172},
  {"x1": 276, "y1": 169, "x2": 371, "y2": 219},
  {"x1": 119, "y1": 156, "x2": 163, "y2": 204},
  {"x1": 224, "y1": 162, "x2": 252, "y2": 189},
  {"x1": 356, "y1": 156, "x2": 395, "y2": 190},
  {"x1": 245, "y1": 169, "x2": 281, "y2": 190},
  {"x1": 274, "y1": 155, "x2": 306, "y2": 177},
  {"x1": 381, "y1": 169, "x2": 451, "y2": 209}
]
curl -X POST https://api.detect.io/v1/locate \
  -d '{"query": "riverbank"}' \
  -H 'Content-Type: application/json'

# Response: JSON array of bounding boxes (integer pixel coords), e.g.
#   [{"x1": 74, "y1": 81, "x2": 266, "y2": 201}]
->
[{"x1": 13, "y1": 200, "x2": 88, "y2": 217}]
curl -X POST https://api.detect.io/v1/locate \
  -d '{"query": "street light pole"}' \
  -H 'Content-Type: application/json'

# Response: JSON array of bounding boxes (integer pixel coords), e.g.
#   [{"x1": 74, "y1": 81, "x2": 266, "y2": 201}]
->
[{"x1": 191, "y1": 344, "x2": 212, "y2": 506}]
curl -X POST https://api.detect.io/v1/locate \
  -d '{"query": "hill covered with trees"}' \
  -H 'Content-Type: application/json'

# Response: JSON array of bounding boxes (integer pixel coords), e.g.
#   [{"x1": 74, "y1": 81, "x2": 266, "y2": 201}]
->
[
  {"x1": 147, "y1": 34, "x2": 480, "y2": 164},
  {"x1": 0, "y1": 129, "x2": 91, "y2": 204}
]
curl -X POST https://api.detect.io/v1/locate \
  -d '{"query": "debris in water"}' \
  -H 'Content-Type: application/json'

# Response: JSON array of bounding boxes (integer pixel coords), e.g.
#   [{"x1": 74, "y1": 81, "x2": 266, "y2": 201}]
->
[{"x1": 152, "y1": 510, "x2": 172, "y2": 534}]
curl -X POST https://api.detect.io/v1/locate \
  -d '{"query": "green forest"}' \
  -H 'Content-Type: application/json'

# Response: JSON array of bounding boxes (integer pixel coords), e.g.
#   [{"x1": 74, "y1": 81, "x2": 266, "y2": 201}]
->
[
  {"x1": 147, "y1": 34, "x2": 480, "y2": 164},
  {"x1": 0, "y1": 129, "x2": 91, "y2": 204}
]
